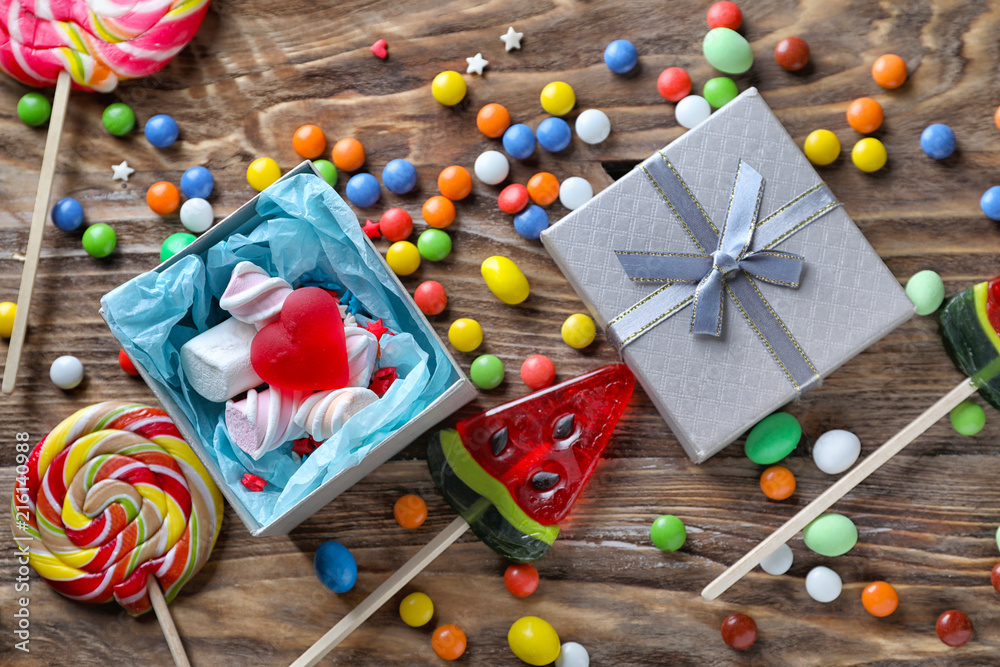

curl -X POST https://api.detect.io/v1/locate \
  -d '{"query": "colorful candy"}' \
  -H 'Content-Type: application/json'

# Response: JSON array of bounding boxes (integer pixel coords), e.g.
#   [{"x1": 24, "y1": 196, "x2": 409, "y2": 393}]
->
[
  {"x1": 707, "y1": 1, "x2": 742, "y2": 30},
  {"x1": 422, "y1": 195, "x2": 456, "y2": 229},
  {"x1": 703, "y1": 76, "x2": 739, "y2": 109},
  {"x1": 438, "y1": 165, "x2": 473, "y2": 200},
  {"x1": 332, "y1": 138, "x2": 365, "y2": 171},
  {"x1": 721, "y1": 613, "x2": 757, "y2": 650},
  {"x1": 604, "y1": 40, "x2": 638, "y2": 74},
  {"x1": 51, "y1": 197, "x2": 83, "y2": 231},
  {"x1": 872, "y1": 54, "x2": 907, "y2": 89},
  {"x1": 803, "y1": 513, "x2": 858, "y2": 556},
  {"x1": 382, "y1": 158, "x2": 418, "y2": 195},
  {"x1": 394, "y1": 494, "x2": 428, "y2": 529},
  {"x1": 432, "y1": 71, "x2": 467, "y2": 106},
  {"x1": 417, "y1": 229, "x2": 452, "y2": 262},
  {"x1": 0, "y1": 301, "x2": 14, "y2": 338},
  {"x1": 346, "y1": 173, "x2": 381, "y2": 207},
  {"x1": 861, "y1": 581, "x2": 899, "y2": 617},
  {"x1": 561, "y1": 313, "x2": 596, "y2": 348},
  {"x1": 82, "y1": 223, "x2": 117, "y2": 258},
  {"x1": 651, "y1": 514, "x2": 686, "y2": 551},
  {"x1": 527, "y1": 172, "x2": 560, "y2": 206},
  {"x1": 575, "y1": 108, "x2": 611, "y2": 144},
  {"x1": 17, "y1": 92, "x2": 51, "y2": 126},
  {"x1": 144, "y1": 114, "x2": 178, "y2": 148},
  {"x1": 247, "y1": 157, "x2": 281, "y2": 191},
  {"x1": 703, "y1": 28, "x2": 753, "y2": 74},
  {"x1": 475, "y1": 151, "x2": 510, "y2": 185},
  {"x1": 950, "y1": 401, "x2": 986, "y2": 435},
  {"x1": 147, "y1": 181, "x2": 180, "y2": 215},
  {"x1": 537, "y1": 117, "x2": 572, "y2": 152},
  {"x1": 477, "y1": 103, "x2": 512, "y2": 138},
  {"x1": 554, "y1": 642, "x2": 590, "y2": 667},
  {"x1": 760, "y1": 542, "x2": 793, "y2": 575},
  {"x1": 503, "y1": 124, "x2": 537, "y2": 160},
  {"x1": 991, "y1": 563, "x2": 1000, "y2": 594},
  {"x1": 508, "y1": 616, "x2": 561, "y2": 666},
  {"x1": 540, "y1": 81, "x2": 576, "y2": 116},
  {"x1": 982, "y1": 187, "x2": 1000, "y2": 221},
  {"x1": 775, "y1": 36, "x2": 810, "y2": 72},
  {"x1": 559, "y1": 177, "x2": 594, "y2": 210},
  {"x1": 414, "y1": 280, "x2": 447, "y2": 315},
  {"x1": 400, "y1": 591, "x2": 434, "y2": 627},
  {"x1": 514, "y1": 205, "x2": 550, "y2": 239},
  {"x1": 118, "y1": 349, "x2": 140, "y2": 376},
  {"x1": 803, "y1": 129, "x2": 841, "y2": 166},
  {"x1": 921, "y1": 124, "x2": 956, "y2": 159},
  {"x1": 936, "y1": 610, "x2": 973, "y2": 647},
  {"x1": 11, "y1": 403, "x2": 223, "y2": 615},
  {"x1": 812, "y1": 429, "x2": 861, "y2": 474},
  {"x1": 448, "y1": 318, "x2": 483, "y2": 352},
  {"x1": 49, "y1": 355, "x2": 83, "y2": 389},
  {"x1": 314, "y1": 541, "x2": 358, "y2": 593},
  {"x1": 293, "y1": 124, "x2": 327, "y2": 159},
  {"x1": 371, "y1": 39, "x2": 388, "y2": 59},
  {"x1": 906, "y1": 269, "x2": 945, "y2": 315},
  {"x1": 181, "y1": 166, "x2": 215, "y2": 199},
  {"x1": 386, "y1": 241, "x2": 421, "y2": 276},
  {"x1": 313, "y1": 159, "x2": 338, "y2": 186},
  {"x1": 180, "y1": 198, "x2": 214, "y2": 233},
  {"x1": 846, "y1": 97, "x2": 883, "y2": 134},
  {"x1": 521, "y1": 354, "x2": 556, "y2": 390},
  {"x1": 471, "y1": 354, "x2": 505, "y2": 389},
  {"x1": 380, "y1": 208, "x2": 413, "y2": 241},
  {"x1": 504, "y1": 563, "x2": 540, "y2": 597},
  {"x1": 852, "y1": 137, "x2": 887, "y2": 173},
  {"x1": 805, "y1": 566, "x2": 842, "y2": 602},
  {"x1": 760, "y1": 466, "x2": 796, "y2": 500},
  {"x1": 481, "y1": 256, "x2": 530, "y2": 305},
  {"x1": 744, "y1": 412, "x2": 800, "y2": 464},
  {"x1": 499, "y1": 184, "x2": 531, "y2": 214},
  {"x1": 657, "y1": 67, "x2": 692, "y2": 102},
  {"x1": 161, "y1": 232, "x2": 196, "y2": 262},
  {"x1": 675, "y1": 95, "x2": 712, "y2": 129},
  {"x1": 102, "y1": 102, "x2": 135, "y2": 135},
  {"x1": 432, "y1": 624, "x2": 467, "y2": 661}
]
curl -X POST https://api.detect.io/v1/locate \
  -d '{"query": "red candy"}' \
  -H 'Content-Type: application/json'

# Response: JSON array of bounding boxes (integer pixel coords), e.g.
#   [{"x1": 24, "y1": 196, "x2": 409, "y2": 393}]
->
[
  {"x1": 657, "y1": 67, "x2": 692, "y2": 103},
  {"x1": 415, "y1": 280, "x2": 448, "y2": 315},
  {"x1": 504, "y1": 563, "x2": 540, "y2": 597},
  {"x1": 241, "y1": 473, "x2": 267, "y2": 492},
  {"x1": 992, "y1": 562, "x2": 1000, "y2": 594},
  {"x1": 456, "y1": 364, "x2": 634, "y2": 525},
  {"x1": 775, "y1": 36, "x2": 810, "y2": 72},
  {"x1": 936, "y1": 610, "x2": 973, "y2": 647},
  {"x1": 369, "y1": 366, "x2": 398, "y2": 397},
  {"x1": 365, "y1": 318, "x2": 392, "y2": 341},
  {"x1": 370, "y1": 38, "x2": 388, "y2": 59},
  {"x1": 292, "y1": 437, "x2": 319, "y2": 456},
  {"x1": 498, "y1": 184, "x2": 530, "y2": 214},
  {"x1": 362, "y1": 219, "x2": 381, "y2": 239},
  {"x1": 250, "y1": 287, "x2": 349, "y2": 391},
  {"x1": 379, "y1": 208, "x2": 413, "y2": 242},
  {"x1": 118, "y1": 349, "x2": 139, "y2": 376},
  {"x1": 520, "y1": 354, "x2": 556, "y2": 390},
  {"x1": 707, "y1": 1, "x2": 742, "y2": 30},
  {"x1": 721, "y1": 613, "x2": 757, "y2": 650}
]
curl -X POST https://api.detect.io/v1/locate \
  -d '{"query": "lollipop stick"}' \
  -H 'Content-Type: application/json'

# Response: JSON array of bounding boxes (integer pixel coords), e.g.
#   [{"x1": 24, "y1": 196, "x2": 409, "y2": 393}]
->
[
  {"x1": 701, "y1": 377, "x2": 977, "y2": 601},
  {"x1": 2, "y1": 70, "x2": 71, "y2": 394},
  {"x1": 291, "y1": 515, "x2": 471, "y2": 667},
  {"x1": 147, "y1": 575, "x2": 192, "y2": 667}
]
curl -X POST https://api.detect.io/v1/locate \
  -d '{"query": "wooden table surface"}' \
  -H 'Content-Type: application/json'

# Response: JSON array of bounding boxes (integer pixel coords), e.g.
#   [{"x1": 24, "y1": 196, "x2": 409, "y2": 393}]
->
[{"x1": 3, "y1": 0, "x2": 1000, "y2": 665}]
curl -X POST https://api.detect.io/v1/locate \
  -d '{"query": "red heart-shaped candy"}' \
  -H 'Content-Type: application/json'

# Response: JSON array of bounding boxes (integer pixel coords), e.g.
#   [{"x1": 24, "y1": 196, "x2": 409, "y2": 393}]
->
[
  {"x1": 370, "y1": 39, "x2": 388, "y2": 60},
  {"x1": 250, "y1": 287, "x2": 349, "y2": 391}
]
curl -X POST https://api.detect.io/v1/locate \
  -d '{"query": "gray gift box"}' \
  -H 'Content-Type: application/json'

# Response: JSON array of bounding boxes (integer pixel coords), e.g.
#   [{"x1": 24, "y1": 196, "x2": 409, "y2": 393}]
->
[{"x1": 541, "y1": 88, "x2": 914, "y2": 463}]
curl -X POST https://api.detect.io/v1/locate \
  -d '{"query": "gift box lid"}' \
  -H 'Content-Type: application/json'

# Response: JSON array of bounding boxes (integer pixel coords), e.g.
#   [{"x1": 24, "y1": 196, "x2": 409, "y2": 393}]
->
[{"x1": 541, "y1": 88, "x2": 914, "y2": 462}]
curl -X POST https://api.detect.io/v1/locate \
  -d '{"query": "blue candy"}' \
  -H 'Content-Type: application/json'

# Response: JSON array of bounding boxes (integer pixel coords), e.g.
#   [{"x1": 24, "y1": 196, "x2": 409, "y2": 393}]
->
[
  {"x1": 144, "y1": 114, "x2": 179, "y2": 148},
  {"x1": 513, "y1": 204, "x2": 549, "y2": 239},
  {"x1": 51, "y1": 197, "x2": 84, "y2": 231},
  {"x1": 503, "y1": 124, "x2": 536, "y2": 160},
  {"x1": 181, "y1": 166, "x2": 215, "y2": 199},
  {"x1": 536, "y1": 117, "x2": 572, "y2": 152},
  {"x1": 604, "y1": 39, "x2": 638, "y2": 74},
  {"x1": 314, "y1": 541, "x2": 357, "y2": 594},
  {"x1": 345, "y1": 173, "x2": 381, "y2": 207},
  {"x1": 982, "y1": 186, "x2": 1000, "y2": 221},
  {"x1": 382, "y1": 158, "x2": 418, "y2": 194},
  {"x1": 920, "y1": 123, "x2": 956, "y2": 160}
]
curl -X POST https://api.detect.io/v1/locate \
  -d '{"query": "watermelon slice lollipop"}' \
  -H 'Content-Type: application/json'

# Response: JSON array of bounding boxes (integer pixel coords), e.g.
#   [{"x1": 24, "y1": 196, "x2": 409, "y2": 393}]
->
[{"x1": 292, "y1": 365, "x2": 635, "y2": 666}]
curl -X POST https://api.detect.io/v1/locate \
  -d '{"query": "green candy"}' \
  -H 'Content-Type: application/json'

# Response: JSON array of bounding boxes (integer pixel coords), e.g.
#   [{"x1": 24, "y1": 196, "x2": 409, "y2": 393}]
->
[
  {"x1": 470, "y1": 354, "x2": 504, "y2": 389},
  {"x1": 703, "y1": 28, "x2": 754, "y2": 75},
  {"x1": 313, "y1": 159, "x2": 338, "y2": 187},
  {"x1": 17, "y1": 93, "x2": 52, "y2": 127},
  {"x1": 905, "y1": 269, "x2": 945, "y2": 315},
  {"x1": 803, "y1": 513, "x2": 858, "y2": 557},
  {"x1": 996, "y1": 525, "x2": 1000, "y2": 553},
  {"x1": 703, "y1": 77, "x2": 739, "y2": 109},
  {"x1": 160, "y1": 232, "x2": 197, "y2": 262},
  {"x1": 744, "y1": 412, "x2": 801, "y2": 464},
  {"x1": 417, "y1": 228, "x2": 452, "y2": 261},
  {"x1": 102, "y1": 103, "x2": 136, "y2": 136},
  {"x1": 82, "y1": 224, "x2": 117, "y2": 258},
  {"x1": 950, "y1": 401, "x2": 985, "y2": 435},
  {"x1": 650, "y1": 514, "x2": 686, "y2": 551}
]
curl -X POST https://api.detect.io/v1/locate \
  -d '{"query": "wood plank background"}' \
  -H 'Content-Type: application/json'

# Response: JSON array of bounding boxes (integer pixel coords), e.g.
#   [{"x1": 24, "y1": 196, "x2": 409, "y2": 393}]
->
[{"x1": 3, "y1": 0, "x2": 1000, "y2": 664}]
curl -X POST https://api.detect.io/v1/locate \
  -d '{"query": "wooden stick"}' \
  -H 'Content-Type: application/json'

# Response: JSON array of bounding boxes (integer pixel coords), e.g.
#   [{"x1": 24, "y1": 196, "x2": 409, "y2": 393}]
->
[
  {"x1": 291, "y1": 515, "x2": 471, "y2": 667},
  {"x1": 701, "y1": 377, "x2": 977, "y2": 601},
  {"x1": 2, "y1": 70, "x2": 72, "y2": 395},
  {"x1": 147, "y1": 575, "x2": 192, "y2": 667}
]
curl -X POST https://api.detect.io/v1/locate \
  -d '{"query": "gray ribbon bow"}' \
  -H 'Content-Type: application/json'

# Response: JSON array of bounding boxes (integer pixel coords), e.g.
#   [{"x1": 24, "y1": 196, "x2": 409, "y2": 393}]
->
[{"x1": 607, "y1": 154, "x2": 841, "y2": 391}]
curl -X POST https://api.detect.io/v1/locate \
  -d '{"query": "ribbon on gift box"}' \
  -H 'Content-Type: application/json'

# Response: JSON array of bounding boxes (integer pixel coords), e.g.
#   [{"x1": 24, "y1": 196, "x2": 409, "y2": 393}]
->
[{"x1": 607, "y1": 154, "x2": 841, "y2": 392}]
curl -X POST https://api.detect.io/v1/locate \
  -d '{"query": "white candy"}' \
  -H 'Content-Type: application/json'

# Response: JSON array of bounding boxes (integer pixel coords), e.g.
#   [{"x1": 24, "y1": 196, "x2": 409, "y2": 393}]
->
[
  {"x1": 575, "y1": 109, "x2": 611, "y2": 144},
  {"x1": 180, "y1": 197, "x2": 214, "y2": 233},
  {"x1": 345, "y1": 327, "x2": 378, "y2": 387},
  {"x1": 675, "y1": 95, "x2": 712, "y2": 129},
  {"x1": 474, "y1": 150, "x2": 509, "y2": 185},
  {"x1": 226, "y1": 387, "x2": 306, "y2": 460},
  {"x1": 559, "y1": 177, "x2": 594, "y2": 210},
  {"x1": 554, "y1": 641, "x2": 589, "y2": 667},
  {"x1": 49, "y1": 355, "x2": 84, "y2": 389},
  {"x1": 805, "y1": 566, "x2": 842, "y2": 603},
  {"x1": 180, "y1": 317, "x2": 262, "y2": 403},
  {"x1": 294, "y1": 387, "x2": 379, "y2": 441},
  {"x1": 760, "y1": 543, "x2": 793, "y2": 575},
  {"x1": 812, "y1": 429, "x2": 861, "y2": 474}
]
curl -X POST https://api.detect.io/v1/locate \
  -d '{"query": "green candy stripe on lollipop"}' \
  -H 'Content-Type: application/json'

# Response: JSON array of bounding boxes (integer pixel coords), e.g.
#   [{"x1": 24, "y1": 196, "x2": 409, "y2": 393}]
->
[{"x1": 940, "y1": 279, "x2": 1000, "y2": 407}]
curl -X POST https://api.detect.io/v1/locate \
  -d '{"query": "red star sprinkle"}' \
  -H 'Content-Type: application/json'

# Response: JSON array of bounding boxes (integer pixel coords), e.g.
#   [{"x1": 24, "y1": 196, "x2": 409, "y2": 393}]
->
[
  {"x1": 365, "y1": 318, "x2": 392, "y2": 341},
  {"x1": 370, "y1": 38, "x2": 388, "y2": 60},
  {"x1": 241, "y1": 473, "x2": 267, "y2": 492},
  {"x1": 369, "y1": 366, "x2": 398, "y2": 397},
  {"x1": 292, "y1": 437, "x2": 320, "y2": 456},
  {"x1": 362, "y1": 218, "x2": 381, "y2": 239}
]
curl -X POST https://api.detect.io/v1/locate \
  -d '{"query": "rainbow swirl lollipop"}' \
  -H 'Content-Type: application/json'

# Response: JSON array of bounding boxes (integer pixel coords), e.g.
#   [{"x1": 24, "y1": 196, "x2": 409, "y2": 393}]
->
[{"x1": 11, "y1": 402, "x2": 223, "y2": 615}]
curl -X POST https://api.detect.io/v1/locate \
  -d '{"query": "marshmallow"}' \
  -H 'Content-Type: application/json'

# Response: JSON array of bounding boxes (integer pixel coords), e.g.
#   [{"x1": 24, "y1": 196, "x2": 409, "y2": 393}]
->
[
  {"x1": 180, "y1": 317, "x2": 262, "y2": 403},
  {"x1": 219, "y1": 261, "x2": 293, "y2": 330},
  {"x1": 345, "y1": 327, "x2": 378, "y2": 387},
  {"x1": 294, "y1": 387, "x2": 379, "y2": 441},
  {"x1": 226, "y1": 387, "x2": 307, "y2": 459}
]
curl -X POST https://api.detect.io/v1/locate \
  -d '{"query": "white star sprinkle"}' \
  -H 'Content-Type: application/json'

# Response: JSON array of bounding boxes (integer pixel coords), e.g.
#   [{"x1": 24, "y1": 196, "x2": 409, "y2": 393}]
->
[
  {"x1": 111, "y1": 160, "x2": 135, "y2": 182},
  {"x1": 500, "y1": 26, "x2": 523, "y2": 52},
  {"x1": 466, "y1": 52, "x2": 489, "y2": 75}
]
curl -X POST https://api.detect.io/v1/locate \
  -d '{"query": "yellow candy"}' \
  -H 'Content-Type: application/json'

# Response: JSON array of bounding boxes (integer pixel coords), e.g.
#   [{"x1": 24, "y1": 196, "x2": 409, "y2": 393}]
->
[
  {"x1": 481, "y1": 256, "x2": 530, "y2": 305},
  {"x1": 507, "y1": 616, "x2": 561, "y2": 666},
  {"x1": 562, "y1": 313, "x2": 596, "y2": 349},
  {"x1": 540, "y1": 81, "x2": 576, "y2": 116},
  {"x1": 0, "y1": 301, "x2": 16, "y2": 338},
  {"x1": 247, "y1": 157, "x2": 281, "y2": 191},
  {"x1": 851, "y1": 137, "x2": 887, "y2": 173},
  {"x1": 448, "y1": 318, "x2": 483, "y2": 352},
  {"x1": 803, "y1": 129, "x2": 841, "y2": 166},
  {"x1": 399, "y1": 591, "x2": 434, "y2": 627},
  {"x1": 386, "y1": 241, "x2": 421, "y2": 276},
  {"x1": 432, "y1": 71, "x2": 467, "y2": 107}
]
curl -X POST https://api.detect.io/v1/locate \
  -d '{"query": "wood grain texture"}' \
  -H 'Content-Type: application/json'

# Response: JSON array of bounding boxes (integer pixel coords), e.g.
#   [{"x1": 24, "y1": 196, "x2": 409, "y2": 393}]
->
[{"x1": 3, "y1": 0, "x2": 1000, "y2": 664}]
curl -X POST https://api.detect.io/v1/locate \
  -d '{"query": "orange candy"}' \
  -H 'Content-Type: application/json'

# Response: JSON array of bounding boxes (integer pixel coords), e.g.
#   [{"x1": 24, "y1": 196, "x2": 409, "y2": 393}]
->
[
  {"x1": 871, "y1": 54, "x2": 907, "y2": 89},
  {"x1": 477, "y1": 103, "x2": 511, "y2": 138},
  {"x1": 846, "y1": 97, "x2": 883, "y2": 134},
  {"x1": 438, "y1": 165, "x2": 473, "y2": 201},
  {"x1": 146, "y1": 181, "x2": 180, "y2": 215},
  {"x1": 527, "y1": 172, "x2": 560, "y2": 206},
  {"x1": 862, "y1": 581, "x2": 899, "y2": 617},
  {"x1": 332, "y1": 138, "x2": 365, "y2": 172},
  {"x1": 994, "y1": 106, "x2": 1000, "y2": 131},
  {"x1": 432, "y1": 624, "x2": 467, "y2": 661},
  {"x1": 393, "y1": 494, "x2": 428, "y2": 529},
  {"x1": 293, "y1": 124, "x2": 327, "y2": 159},
  {"x1": 423, "y1": 195, "x2": 456, "y2": 228},
  {"x1": 759, "y1": 466, "x2": 796, "y2": 500}
]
